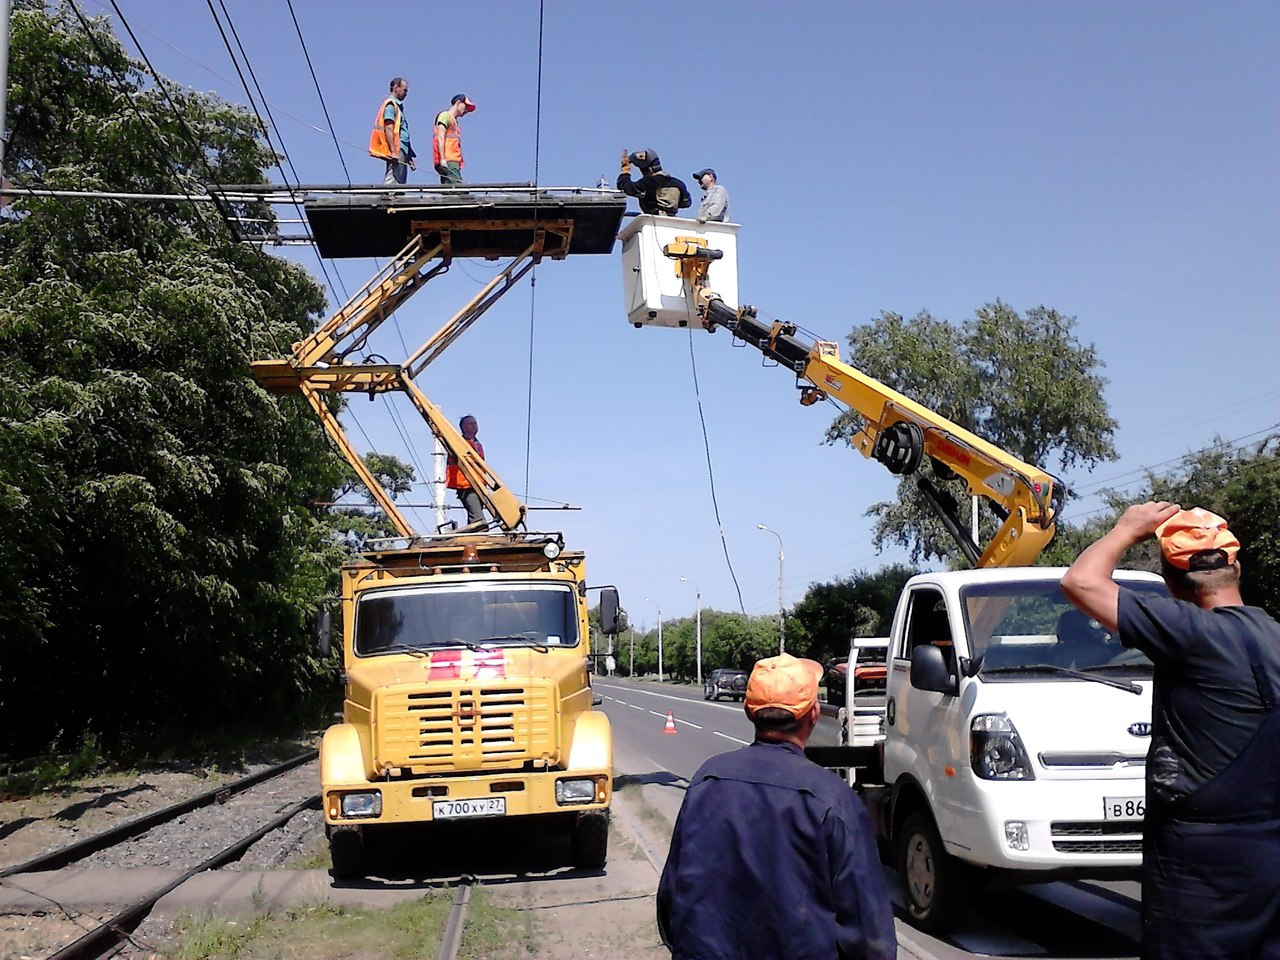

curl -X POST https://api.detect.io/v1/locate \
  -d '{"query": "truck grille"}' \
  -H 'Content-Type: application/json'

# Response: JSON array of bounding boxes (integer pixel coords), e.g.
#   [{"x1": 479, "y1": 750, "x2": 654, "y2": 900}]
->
[
  {"x1": 374, "y1": 680, "x2": 559, "y2": 772},
  {"x1": 1050, "y1": 820, "x2": 1143, "y2": 855}
]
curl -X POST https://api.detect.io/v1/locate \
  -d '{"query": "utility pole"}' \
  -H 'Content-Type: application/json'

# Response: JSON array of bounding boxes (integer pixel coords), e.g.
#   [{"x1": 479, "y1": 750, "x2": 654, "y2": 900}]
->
[
  {"x1": 628, "y1": 626, "x2": 634, "y2": 678},
  {"x1": 433, "y1": 437, "x2": 447, "y2": 531},
  {"x1": 1, "y1": 0, "x2": 12, "y2": 189},
  {"x1": 680, "y1": 576, "x2": 702, "y2": 686},
  {"x1": 644, "y1": 597, "x2": 663, "y2": 683},
  {"x1": 757, "y1": 523, "x2": 786, "y2": 654}
]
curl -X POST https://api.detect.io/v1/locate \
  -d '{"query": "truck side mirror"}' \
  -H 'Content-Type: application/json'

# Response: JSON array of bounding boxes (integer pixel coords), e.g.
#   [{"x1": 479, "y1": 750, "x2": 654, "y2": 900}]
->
[
  {"x1": 314, "y1": 609, "x2": 332, "y2": 658},
  {"x1": 910, "y1": 645, "x2": 956, "y2": 695},
  {"x1": 598, "y1": 587, "x2": 621, "y2": 636}
]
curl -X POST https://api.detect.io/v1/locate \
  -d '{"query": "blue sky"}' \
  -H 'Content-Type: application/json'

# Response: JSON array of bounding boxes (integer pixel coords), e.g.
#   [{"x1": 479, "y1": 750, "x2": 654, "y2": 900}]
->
[{"x1": 91, "y1": 1, "x2": 1279, "y2": 623}]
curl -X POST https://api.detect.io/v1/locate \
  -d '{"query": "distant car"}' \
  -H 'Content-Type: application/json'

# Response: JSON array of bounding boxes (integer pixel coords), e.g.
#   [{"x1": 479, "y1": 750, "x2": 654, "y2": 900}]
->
[
  {"x1": 824, "y1": 657, "x2": 849, "y2": 706},
  {"x1": 704, "y1": 668, "x2": 748, "y2": 701}
]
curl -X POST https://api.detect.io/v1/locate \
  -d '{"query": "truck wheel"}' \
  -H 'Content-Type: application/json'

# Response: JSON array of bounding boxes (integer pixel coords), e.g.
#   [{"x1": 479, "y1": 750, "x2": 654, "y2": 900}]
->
[
  {"x1": 571, "y1": 811, "x2": 609, "y2": 870},
  {"x1": 328, "y1": 826, "x2": 367, "y2": 881},
  {"x1": 896, "y1": 811, "x2": 971, "y2": 934}
]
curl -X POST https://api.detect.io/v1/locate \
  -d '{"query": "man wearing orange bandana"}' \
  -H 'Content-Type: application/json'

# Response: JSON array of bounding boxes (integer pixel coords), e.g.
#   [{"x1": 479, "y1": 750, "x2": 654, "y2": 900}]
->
[
  {"x1": 1063, "y1": 502, "x2": 1280, "y2": 959},
  {"x1": 657, "y1": 653, "x2": 896, "y2": 960}
]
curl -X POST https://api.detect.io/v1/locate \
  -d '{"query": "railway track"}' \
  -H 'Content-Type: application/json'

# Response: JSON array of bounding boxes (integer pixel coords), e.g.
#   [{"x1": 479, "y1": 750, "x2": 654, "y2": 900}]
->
[{"x1": 0, "y1": 752, "x2": 320, "y2": 960}]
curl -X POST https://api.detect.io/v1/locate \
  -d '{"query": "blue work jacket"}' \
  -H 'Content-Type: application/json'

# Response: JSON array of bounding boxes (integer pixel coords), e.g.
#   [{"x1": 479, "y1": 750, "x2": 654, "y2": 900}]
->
[{"x1": 657, "y1": 739, "x2": 896, "y2": 960}]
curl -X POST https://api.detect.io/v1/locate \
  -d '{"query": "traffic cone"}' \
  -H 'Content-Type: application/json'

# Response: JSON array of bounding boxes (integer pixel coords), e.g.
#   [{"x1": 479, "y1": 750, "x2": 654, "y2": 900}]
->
[{"x1": 663, "y1": 711, "x2": 678, "y2": 735}]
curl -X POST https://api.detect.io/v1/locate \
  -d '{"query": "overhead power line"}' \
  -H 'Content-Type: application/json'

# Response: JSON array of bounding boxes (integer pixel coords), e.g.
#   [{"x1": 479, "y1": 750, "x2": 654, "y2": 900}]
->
[{"x1": 283, "y1": 0, "x2": 351, "y2": 186}]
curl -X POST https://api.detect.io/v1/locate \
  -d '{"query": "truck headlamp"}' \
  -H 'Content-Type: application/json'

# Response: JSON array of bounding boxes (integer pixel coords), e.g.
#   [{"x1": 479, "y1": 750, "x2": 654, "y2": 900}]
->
[
  {"x1": 555, "y1": 777, "x2": 602, "y2": 805},
  {"x1": 971, "y1": 714, "x2": 1036, "y2": 781},
  {"x1": 339, "y1": 791, "x2": 383, "y2": 818}
]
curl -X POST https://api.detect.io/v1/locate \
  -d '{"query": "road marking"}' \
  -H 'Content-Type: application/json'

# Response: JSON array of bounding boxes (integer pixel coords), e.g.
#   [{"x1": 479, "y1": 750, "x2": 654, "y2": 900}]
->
[
  {"x1": 628, "y1": 704, "x2": 644, "y2": 711},
  {"x1": 713, "y1": 731, "x2": 750, "y2": 745},
  {"x1": 595, "y1": 682, "x2": 743, "y2": 712},
  {"x1": 675, "y1": 718, "x2": 703, "y2": 729},
  {"x1": 648, "y1": 710, "x2": 667, "y2": 718}
]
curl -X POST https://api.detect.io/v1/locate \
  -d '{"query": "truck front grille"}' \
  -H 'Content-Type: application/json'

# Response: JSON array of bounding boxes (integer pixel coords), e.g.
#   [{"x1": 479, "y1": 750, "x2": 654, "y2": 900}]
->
[
  {"x1": 1050, "y1": 820, "x2": 1143, "y2": 855},
  {"x1": 374, "y1": 680, "x2": 558, "y2": 772}
]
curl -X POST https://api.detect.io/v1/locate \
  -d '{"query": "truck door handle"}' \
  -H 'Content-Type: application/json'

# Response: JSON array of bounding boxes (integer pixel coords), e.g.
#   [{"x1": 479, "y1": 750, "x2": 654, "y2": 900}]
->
[{"x1": 886, "y1": 697, "x2": 896, "y2": 726}]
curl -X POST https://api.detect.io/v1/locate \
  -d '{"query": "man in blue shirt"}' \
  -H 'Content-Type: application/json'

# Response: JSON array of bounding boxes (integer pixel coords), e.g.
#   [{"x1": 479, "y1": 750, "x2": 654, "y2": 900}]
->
[
  {"x1": 657, "y1": 653, "x2": 897, "y2": 960},
  {"x1": 1063, "y1": 503, "x2": 1280, "y2": 960}
]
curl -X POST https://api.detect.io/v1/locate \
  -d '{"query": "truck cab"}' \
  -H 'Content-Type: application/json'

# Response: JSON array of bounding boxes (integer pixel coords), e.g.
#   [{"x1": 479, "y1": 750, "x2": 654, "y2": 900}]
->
[
  {"x1": 322, "y1": 533, "x2": 617, "y2": 879},
  {"x1": 843, "y1": 567, "x2": 1165, "y2": 932}
]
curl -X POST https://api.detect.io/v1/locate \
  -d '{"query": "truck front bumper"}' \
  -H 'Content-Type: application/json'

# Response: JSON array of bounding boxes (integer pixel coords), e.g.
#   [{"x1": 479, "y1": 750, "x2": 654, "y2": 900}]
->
[
  {"x1": 947, "y1": 777, "x2": 1143, "y2": 871},
  {"x1": 323, "y1": 767, "x2": 611, "y2": 827}
]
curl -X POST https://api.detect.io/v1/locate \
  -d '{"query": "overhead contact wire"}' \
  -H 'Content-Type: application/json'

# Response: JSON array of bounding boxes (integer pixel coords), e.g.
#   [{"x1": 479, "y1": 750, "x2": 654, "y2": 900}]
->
[{"x1": 523, "y1": 0, "x2": 546, "y2": 502}]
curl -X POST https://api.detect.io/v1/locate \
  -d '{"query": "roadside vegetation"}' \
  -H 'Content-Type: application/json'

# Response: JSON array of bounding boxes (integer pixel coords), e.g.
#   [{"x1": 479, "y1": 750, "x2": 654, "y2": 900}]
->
[{"x1": 164, "y1": 896, "x2": 536, "y2": 960}]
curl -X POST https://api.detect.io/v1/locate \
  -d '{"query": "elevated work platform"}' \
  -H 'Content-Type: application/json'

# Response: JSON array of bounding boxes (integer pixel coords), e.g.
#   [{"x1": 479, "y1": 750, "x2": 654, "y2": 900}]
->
[{"x1": 212, "y1": 184, "x2": 627, "y2": 259}]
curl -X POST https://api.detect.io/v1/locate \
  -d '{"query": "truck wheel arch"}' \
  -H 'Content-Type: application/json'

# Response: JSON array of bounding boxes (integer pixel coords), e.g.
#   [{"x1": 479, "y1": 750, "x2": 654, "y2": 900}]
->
[
  {"x1": 889, "y1": 775, "x2": 930, "y2": 841},
  {"x1": 566, "y1": 710, "x2": 613, "y2": 771},
  {"x1": 321, "y1": 723, "x2": 370, "y2": 785}
]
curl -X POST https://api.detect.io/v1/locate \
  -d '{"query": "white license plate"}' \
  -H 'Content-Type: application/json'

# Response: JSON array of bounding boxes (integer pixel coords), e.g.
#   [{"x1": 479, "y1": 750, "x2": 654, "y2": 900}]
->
[
  {"x1": 432, "y1": 797, "x2": 507, "y2": 820},
  {"x1": 1102, "y1": 796, "x2": 1145, "y2": 820}
]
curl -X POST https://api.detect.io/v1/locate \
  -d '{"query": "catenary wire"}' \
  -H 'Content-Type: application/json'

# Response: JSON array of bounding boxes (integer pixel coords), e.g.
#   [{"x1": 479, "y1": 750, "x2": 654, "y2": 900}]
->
[
  {"x1": 283, "y1": 0, "x2": 351, "y2": 186},
  {"x1": 522, "y1": 0, "x2": 547, "y2": 502}
]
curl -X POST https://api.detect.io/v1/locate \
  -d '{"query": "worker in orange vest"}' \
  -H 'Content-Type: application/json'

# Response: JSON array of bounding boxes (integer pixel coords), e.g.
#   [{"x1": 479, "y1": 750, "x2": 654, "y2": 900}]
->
[
  {"x1": 434, "y1": 94, "x2": 475, "y2": 184},
  {"x1": 369, "y1": 77, "x2": 416, "y2": 185},
  {"x1": 446, "y1": 415, "x2": 486, "y2": 528}
]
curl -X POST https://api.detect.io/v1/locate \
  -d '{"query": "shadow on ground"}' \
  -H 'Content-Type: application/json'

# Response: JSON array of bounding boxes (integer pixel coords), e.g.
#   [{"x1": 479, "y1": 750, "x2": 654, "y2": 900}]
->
[{"x1": 330, "y1": 816, "x2": 602, "y2": 889}]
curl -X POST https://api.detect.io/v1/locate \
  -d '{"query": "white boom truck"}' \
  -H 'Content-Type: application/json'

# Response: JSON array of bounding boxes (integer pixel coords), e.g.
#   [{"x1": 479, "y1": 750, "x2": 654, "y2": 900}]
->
[{"x1": 829, "y1": 566, "x2": 1165, "y2": 933}]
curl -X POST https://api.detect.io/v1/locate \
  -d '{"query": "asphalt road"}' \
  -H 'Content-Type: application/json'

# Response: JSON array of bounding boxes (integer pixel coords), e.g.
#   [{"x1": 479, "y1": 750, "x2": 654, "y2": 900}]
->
[{"x1": 596, "y1": 676, "x2": 1146, "y2": 960}]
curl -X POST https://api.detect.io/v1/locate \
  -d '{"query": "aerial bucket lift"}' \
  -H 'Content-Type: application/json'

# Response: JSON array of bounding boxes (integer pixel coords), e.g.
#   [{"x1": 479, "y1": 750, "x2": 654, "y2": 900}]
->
[
  {"x1": 235, "y1": 185, "x2": 626, "y2": 536},
  {"x1": 622, "y1": 221, "x2": 1060, "y2": 568}
]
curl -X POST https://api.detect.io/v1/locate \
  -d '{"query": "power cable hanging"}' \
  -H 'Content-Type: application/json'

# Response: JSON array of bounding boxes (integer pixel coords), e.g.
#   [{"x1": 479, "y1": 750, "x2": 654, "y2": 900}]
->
[
  {"x1": 203, "y1": 0, "x2": 349, "y2": 303},
  {"x1": 65, "y1": 1, "x2": 221, "y2": 243},
  {"x1": 522, "y1": 0, "x2": 547, "y2": 502},
  {"x1": 686, "y1": 327, "x2": 749, "y2": 616},
  {"x1": 283, "y1": 0, "x2": 351, "y2": 187}
]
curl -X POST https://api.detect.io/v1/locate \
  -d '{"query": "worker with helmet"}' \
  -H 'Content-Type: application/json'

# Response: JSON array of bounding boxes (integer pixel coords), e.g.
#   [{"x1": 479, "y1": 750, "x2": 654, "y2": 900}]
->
[{"x1": 616, "y1": 149, "x2": 690, "y2": 217}]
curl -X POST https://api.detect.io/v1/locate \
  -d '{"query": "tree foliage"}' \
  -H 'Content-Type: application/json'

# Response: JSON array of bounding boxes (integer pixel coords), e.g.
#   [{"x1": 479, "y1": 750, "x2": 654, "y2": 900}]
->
[
  {"x1": 827, "y1": 303, "x2": 1118, "y2": 564},
  {"x1": 1051, "y1": 435, "x2": 1280, "y2": 617},
  {"x1": 788, "y1": 565, "x2": 920, "y2": 664},
  {"x1": 0, "y1": 4, "x2": 345, "y2": 755}
]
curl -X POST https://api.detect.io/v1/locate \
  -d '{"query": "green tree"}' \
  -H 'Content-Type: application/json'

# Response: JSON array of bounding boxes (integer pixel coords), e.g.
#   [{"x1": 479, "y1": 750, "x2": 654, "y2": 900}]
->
[
  {"x1": 827, "y1": 303, "x2": 1118, "y2": 564},
  {"x1": 329, "y1": 452, "x2": 418, "y2": 541},
  {"x1": 1054, "y1": 435, "x2": 1279, "y2": 617},
  {"x1": 790, "y1": 565, "x2": 919, "y2": 664},
  {"x1": 0, "y1": 4, "x2": 344, "y2": 755}
]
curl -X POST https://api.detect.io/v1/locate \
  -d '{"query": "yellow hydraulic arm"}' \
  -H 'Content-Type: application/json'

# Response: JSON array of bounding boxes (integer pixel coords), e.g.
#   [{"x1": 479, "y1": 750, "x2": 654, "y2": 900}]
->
[
  {"x1": 252, "y1": 232, "x2": 547, "y2": 536},
  {"x1": 665, "y1": 239, "x2": 1061, "y2": 568}
]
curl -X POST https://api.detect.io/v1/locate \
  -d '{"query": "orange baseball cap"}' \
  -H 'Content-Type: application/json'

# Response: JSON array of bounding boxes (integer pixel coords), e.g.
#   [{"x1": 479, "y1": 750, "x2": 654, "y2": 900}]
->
[
  {"x1": 745, "y1": 653, "x2": 824, "y2": 719},
  {"x1": 1156, "y1": 507, "x2": 1240, "y2": 570}
]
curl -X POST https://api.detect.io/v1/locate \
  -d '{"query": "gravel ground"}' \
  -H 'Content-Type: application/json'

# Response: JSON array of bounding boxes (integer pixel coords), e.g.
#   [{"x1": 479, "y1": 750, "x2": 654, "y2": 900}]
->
[{"x1": 76, "y1": 763, "x2": 319, "y2": 871}]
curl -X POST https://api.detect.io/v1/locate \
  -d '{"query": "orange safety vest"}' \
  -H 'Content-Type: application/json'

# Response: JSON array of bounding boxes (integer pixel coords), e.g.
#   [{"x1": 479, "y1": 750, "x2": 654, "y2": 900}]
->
[
  {"x1": 433, "y1": 111, "x2": 463, "y2": 166},
  {"x1": 368, "y1": 97, "x2": 402, "y2": 160},
  {"x1": 446, "y1": 438, "x2": 484, "y2": 490}
]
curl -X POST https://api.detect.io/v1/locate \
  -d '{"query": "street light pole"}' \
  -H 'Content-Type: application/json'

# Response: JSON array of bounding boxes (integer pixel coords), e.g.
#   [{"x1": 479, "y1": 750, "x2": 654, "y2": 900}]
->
[
  {"x1": 1, "y1": 0, "x2": 11, "y2": 188},
  {"x1": 757, "y1": 523, "x2": 786, "y2": 654},
  {"x1": 680, "y1": 576, "x2": 702, "y2": 686},
  {"x1": 643, "y1": 597, "x2": 664, "y2": 683}
]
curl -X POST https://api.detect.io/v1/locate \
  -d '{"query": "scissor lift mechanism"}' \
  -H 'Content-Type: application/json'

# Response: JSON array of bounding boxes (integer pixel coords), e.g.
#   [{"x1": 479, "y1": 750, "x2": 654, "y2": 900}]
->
[{"x1": 244, "y1": 187, "x2": 625, "y2": 537}]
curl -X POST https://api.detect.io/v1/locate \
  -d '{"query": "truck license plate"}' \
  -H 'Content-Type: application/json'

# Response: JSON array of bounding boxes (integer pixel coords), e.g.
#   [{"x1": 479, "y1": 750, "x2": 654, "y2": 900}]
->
[
  {"x1": 432, "y1": 797, "x2": 507, "y2": 820},
  {"x1": 1102, "y1": 796, "x2": 1145, "y2": 820}
]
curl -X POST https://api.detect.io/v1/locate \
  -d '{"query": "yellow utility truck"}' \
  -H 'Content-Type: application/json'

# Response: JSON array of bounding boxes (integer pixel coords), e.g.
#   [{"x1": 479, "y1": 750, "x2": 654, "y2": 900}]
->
[{"x1": 246, "y1": 187, "x2": 627, "y2": 878}]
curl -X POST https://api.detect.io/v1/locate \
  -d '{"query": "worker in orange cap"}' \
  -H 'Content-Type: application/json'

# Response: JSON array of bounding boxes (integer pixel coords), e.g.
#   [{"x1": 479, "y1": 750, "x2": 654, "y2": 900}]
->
[
  {"x1": 657, "y1": 653, "x2": 896, "y2": 960},
  {"x1": 1063, "y1": 502, "x2": 1280, "y2": 959}
]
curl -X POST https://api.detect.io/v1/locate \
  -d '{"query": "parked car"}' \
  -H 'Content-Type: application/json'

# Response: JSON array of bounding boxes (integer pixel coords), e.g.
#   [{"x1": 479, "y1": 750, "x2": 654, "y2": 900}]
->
[
  {"x1": 824, "y1": 657, "x2": 850, "y2": 706},
  {"x1": 704, "y1": 668, "x2": 748, "y2": 701}
]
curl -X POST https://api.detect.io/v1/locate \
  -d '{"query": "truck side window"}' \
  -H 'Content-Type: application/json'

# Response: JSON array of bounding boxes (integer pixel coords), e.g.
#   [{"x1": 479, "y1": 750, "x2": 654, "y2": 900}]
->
[{"x1": 903, "y1": 590, "x2": 956, "y2": 673}]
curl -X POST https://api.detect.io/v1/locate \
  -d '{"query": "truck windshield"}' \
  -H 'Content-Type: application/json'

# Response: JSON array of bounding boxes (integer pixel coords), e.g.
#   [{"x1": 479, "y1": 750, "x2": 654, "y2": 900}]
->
[
  {"x1": 355, "y1": 581, "x2": 579, "y2": 656},
  {"x1": 961, "y1": 579, "x2": 1167, "y2": 677}
]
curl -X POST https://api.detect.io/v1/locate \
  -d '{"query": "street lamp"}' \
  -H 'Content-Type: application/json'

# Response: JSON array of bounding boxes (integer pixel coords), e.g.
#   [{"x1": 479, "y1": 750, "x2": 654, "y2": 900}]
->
[
  {"x1": 757, "y1": 523, "x2": 786, "y2": 654},
  {"x1": 643, "y1": 597, "x2": 664, "y2": 683},
  {"x1": 680, "y1": 576, "x2": 702, "y2": 686}
]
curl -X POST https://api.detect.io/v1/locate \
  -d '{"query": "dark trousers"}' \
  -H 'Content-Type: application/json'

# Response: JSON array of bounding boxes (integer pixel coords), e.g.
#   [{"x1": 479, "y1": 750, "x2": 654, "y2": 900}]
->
[
  {"x1": 456, "y1": 488, "x2": 483, "y2": 525},
  {"x1": 1142, "y1": 816, "x2": 1280, "y2": 959}
]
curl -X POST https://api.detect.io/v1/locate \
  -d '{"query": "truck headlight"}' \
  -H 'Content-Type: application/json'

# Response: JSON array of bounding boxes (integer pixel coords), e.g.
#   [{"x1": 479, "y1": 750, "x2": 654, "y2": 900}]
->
[
  {"x1": 971, "y1": 713, "x2": 1036, "y2": 781},
  {"x1": 555, "y1": 777, "x2": 603, "y2": 805},
  {"x1": 339, "y1": 791, "x2": 383, "y2": 818}
]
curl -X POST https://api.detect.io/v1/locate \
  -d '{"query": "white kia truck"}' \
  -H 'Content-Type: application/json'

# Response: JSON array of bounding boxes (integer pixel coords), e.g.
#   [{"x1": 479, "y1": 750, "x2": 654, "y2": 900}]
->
[{"x1": 828, "y1": 567, "x2": 1165, "y2": 933}]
